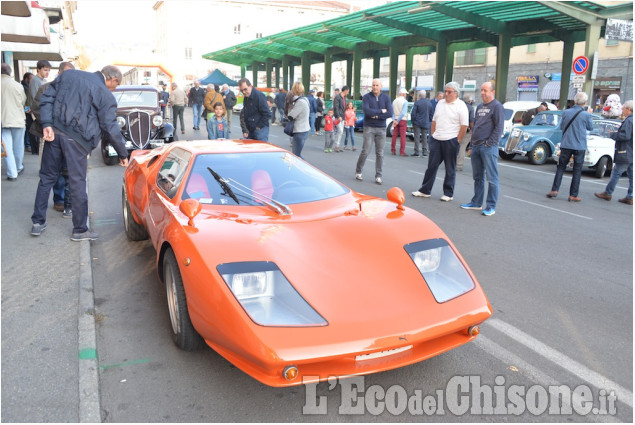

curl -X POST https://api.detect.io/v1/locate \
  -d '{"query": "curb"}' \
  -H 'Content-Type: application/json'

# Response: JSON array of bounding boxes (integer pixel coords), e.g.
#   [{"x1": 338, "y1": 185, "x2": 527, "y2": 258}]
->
[{"x1": 77, "y1": 228, "x2": 101, "y2": 422}]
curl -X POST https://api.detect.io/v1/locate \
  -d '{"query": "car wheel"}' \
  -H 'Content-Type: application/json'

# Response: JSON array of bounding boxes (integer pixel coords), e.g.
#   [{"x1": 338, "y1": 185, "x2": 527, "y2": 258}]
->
[
  {"x1": 528, "y1": 142, "x2": 549, "y2": 165},
  {"x1": 164, "y1": 248, "x2": 201, "y2": 351},
  {"x1": 595, "y1": 156, "x2": 610, "y2": 178},
  {"x1": 386, "y1": 125, "x2": 393, "y2": 137},
  {"x1": 499, "y1": 151, "x2": 516, "y2": 160},
  {"x1": 122, "y1": 187, "x2": 148, "y2": 241},
  {"x1": 101, "y1": 140, "x2": 119, "y2": 166}
]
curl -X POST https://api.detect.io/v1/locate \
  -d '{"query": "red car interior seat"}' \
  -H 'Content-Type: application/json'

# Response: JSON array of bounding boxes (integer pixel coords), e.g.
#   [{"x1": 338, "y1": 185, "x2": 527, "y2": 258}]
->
[
  {"x1": 186, "y1": 172, "x2": 210, "y2": 199},
  {"x1": 251, "y1": 169, "x2": 274, "y2": 199}
]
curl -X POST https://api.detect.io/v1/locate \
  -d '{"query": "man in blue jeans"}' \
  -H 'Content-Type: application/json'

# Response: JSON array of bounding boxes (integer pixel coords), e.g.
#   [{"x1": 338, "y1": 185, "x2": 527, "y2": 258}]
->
[
  {"x1": 595, "y1": 100, "x2": 633, "y2": 205},
  {"x1": 547, "y1": 92, "x2": 594, "y2": 202},
  {"x1": 238, "y1": 78, "x2": 271, "y2": 141},
  {"x1": 459, "y1": 82, "x2": 505, "y2": 216}
]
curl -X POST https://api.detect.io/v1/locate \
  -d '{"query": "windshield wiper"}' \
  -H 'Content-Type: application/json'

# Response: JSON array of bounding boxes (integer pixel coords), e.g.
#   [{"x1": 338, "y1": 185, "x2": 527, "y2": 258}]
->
[
  {"x1": 226, "y1": 177, "x2": 292, "y2": 216},
  {"x1": 207, "y1": 167, "x2": 240, "y2": 204}
]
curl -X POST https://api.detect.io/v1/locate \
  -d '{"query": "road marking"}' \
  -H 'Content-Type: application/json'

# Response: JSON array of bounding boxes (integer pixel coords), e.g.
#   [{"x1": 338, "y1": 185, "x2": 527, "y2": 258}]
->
[
  {"x1": 498, "y1": 162, "x2": 626, "y2": 189},
  {"x1": 484, "y1": 318, "x2": 633, "y2": 409},
  {"x1": 474, "y1": 335, "x2": 620, "y2": 422},
  {"x1": 504, "y1": 195, "x2": 592, "y2": 220}
]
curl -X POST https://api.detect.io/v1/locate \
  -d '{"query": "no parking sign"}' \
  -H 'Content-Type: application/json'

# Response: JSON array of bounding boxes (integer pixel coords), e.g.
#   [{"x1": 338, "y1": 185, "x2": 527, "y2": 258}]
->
[{"x1": 573, "y1": 56, "x2": 589, "y2": 75}]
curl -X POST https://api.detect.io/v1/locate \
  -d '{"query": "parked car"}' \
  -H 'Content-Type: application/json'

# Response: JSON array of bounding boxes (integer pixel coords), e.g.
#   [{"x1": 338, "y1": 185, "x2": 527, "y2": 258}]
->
[
  {"x1": 499, "y1": 101, "x2": 557, "y2": 159},
  {"x1": 101, "y1": 85, "x2": 175, "y2": 166},
  {"x1": 122, "y1": 139, "x2": 492, "y2": 387},
  {"x1": 553, "y1": 119, "x2": 621, "y2": 178}
]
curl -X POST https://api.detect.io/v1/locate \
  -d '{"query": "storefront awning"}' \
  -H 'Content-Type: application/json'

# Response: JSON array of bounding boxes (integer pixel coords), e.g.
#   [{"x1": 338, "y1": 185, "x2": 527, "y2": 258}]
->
[
  {"x1": 1, "y1": 1, "x2": 31, "y2": 17},
  {"x1": 541, "y1": 81, "x2": 576, "y2": 101},
  {"x1": 1, "y1": 5, "x2": 50, "y2": 44},
  {"x1": 1, "y1": 33, "x2": 62, "y2": 61}
]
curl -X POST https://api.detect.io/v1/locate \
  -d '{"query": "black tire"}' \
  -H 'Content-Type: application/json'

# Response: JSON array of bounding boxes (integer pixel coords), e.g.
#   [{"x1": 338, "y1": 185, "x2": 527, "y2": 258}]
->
[
  {"x1": 122, "y1": 187, "x2": 149, "y2": 241},
  {"x1": 386, "y1": 125, "x2": 393, "y2": 137},
  {"x1": 163, "y1": 248, "x2": 201, "y2": 351},
  {"x1": 102, "y1": 140, "x2": 119, "y2": 166},
  {"x1": 528, "y1": 142, "x2": 549, "y2": 165},
  {"x1": 595, "y1": 156, "x2": 610, "y2": 178},
  {"x1": 499, "y1": 151, "x2": 516, "y2": 160}
]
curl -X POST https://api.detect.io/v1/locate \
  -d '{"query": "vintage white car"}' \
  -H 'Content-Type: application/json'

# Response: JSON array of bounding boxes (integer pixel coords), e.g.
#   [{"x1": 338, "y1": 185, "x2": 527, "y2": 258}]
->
[{"x1": 553, "y1": 119, "x2": 621, "y2": 178}]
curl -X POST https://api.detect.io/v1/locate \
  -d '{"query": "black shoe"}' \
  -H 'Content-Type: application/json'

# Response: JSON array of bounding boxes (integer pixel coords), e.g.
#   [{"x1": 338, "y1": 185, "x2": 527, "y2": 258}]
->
[
  {"x1": 71, "y1": 230, "x2": 99, "y2": 242},
  {"x1": 18, "y1": 168, "x2": 24, "y2": 175},
  {"x1": 62, "y1": 207, "x2": 72, "y2": 218},
  {"x1": 31, "y1": 222, "x2": 47, "y2": 236},
  {"x1": 422, "y1": 152, "x2": 428, "y2": 156},
  {"x1": 7, "y1": 177, "x2": 17, "y2": 182}
]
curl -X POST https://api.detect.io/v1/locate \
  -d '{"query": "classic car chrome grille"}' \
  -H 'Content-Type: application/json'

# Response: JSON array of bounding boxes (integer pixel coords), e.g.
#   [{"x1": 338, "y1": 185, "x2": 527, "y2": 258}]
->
[
  {"x1": 127, "y1": 111, "x2": 151, "y2": 149},
  {"x1": 505, "y1": 132, "x2": 522, "y2": 154}
]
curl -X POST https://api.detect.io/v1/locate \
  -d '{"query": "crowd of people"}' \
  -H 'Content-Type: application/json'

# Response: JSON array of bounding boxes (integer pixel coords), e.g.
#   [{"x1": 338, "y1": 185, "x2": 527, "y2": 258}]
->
[{"x1": 2, "y1": 61, "x2": 632, "y2": 245}]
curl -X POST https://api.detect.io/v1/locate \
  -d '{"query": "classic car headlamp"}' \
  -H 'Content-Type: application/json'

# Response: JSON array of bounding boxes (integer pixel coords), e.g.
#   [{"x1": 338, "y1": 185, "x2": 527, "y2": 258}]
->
[
  {"x1": 153, "y1": 115, "x2": 164, "y2": 127},
  {"x1": 218, "y1": 261, "x2": 327, "y2": 327},
  {"x1": 523, "y1": 132, "x2": 530, "y2": 141},
  {"x1": 405, "y1": 239, "x2": 475, "y2": 303},
  {"x1": 117, "y1": 116, "x2": 126, "y2": 128}
]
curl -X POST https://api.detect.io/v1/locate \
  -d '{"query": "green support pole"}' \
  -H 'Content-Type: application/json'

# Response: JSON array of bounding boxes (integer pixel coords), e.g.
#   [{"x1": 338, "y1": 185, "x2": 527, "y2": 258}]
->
[
  {"x1": 266, "y1": 60, "x2": 272, "y2": 88},
  {"x1": 435, "y1": 37, "x2": 447, "y2": 94},
  {"x1": 346, "y1": 56, "x2": 353, "y2": 93},
  {"x1": 583, "y1": 24, "x2": 601, "y2": 104},
  {"x1": 373, "y1": 52, "x2": 381, "y2": 79},
  {"x1": 324, "y1": 53, "x2": 332, "y2": 100},
  {"x1": 495, "y1": 32, "x2": 511, "y2": 103},
  {"x1": 274, "y1": 64, "x2": 280, "y2": 89},
  {"x1": 302, "y1": 52, "x2": 311, "y2": 92},
  {"x1": 445, "y1": 45, "x2": 454, "y2": 86},
  {"x1": 252, "y1": 62, "x2": 258, "y2": 87},
  {"x1": 289, "y1": 62, "x2": 295, "y2": 86},
  {"x1": 240, "y1": 65, "x2": 246, "y2": 79},
  {"x1": 560, "y1": 37, "x2": 575, "y2": 109},
  {"x1": 353, "y1": 49, "x2": 362, "y2": 100},
  {"x1": 405, "y1": 49, "x2": 413, "y2": 92},
  {"x1": 389, "y1": 47, "x2": 399, "y2": 99},
  {"x1": 282, "y1": 56, "x2": 289, "y2": 91}
]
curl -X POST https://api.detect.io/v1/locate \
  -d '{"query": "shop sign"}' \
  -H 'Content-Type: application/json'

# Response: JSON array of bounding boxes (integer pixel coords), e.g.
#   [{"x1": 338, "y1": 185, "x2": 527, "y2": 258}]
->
[
  {"x1": 517, "y1": 75, "x2": 539, "y2": 88},
  {"x1": 593, "y1": 77, "x2": 622, "y2": 90}
]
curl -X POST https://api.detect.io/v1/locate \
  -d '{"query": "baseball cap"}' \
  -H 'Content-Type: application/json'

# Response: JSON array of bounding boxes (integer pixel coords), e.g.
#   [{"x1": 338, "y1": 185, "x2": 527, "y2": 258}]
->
[{"x1": 399, "y1": 88, "x2": 408, "y2": 95}]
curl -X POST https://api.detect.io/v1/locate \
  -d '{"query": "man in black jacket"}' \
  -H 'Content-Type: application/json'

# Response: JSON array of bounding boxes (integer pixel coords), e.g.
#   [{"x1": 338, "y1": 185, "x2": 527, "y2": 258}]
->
[
  {"x1": 238, "y1": 78, "x2": 271, "y2": 141},
  {"x1": 31, "y1": 65, "x2": 128, "y2": 241},
  {"x1": 220, "y1": 84, "x2": 237, "y2": 134},
  {"x1": 410, "y1": 90, "x2": 434, "y2": 157}
]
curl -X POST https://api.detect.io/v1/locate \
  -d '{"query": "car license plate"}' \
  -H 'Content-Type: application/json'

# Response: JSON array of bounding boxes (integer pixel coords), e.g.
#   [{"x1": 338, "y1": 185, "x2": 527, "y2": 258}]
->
[
  {"x1": 107, "y1": 145, "x2": 118, "y2": 157},
  {"x1": 356, "y1": 345, "x2": 412, "y2": 362}
]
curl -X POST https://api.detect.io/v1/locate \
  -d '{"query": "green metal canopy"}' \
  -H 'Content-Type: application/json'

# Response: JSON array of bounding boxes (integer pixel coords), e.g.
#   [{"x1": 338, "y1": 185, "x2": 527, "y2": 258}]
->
[{"x1": 203, "y1": 0, "x2": 632, "y2": 103}]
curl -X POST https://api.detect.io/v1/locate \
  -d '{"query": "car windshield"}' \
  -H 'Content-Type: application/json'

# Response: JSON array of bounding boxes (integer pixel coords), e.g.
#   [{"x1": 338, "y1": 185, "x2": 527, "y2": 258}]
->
[
  {"x1": 182, "y1": 151, "x2": 349, "y2": 206},
  {"x1": 592, "y1": 121, "x2": 620, "y2": 138},
  {"x1": 531, "y1": 112, "x2": 559, "y2": 127},
  {"x1": 504, "y1": 109, "x2": 513, "y2": 120},
  {"x1": 113, "y1": 90, "x2": 158, "y2": 108}
]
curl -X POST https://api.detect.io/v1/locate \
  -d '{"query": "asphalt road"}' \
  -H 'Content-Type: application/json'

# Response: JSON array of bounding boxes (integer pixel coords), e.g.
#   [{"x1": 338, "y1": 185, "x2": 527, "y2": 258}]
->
[{"x1": 89, "y1": 109, "x2": 632, "y2": 422}]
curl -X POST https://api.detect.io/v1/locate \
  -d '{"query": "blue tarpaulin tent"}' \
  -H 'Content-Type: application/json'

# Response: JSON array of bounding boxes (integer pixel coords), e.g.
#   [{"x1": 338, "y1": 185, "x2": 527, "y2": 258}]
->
[{"x1": 198, "y1": 69, "x2": 237, "y2": 86}]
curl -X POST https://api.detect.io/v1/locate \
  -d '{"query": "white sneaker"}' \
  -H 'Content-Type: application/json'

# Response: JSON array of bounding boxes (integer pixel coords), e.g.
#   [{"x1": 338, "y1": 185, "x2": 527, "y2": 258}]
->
[
  {"x1": 412, "y1": 191, "x2": 430, "y2": 197},
  {"x1": 375, "y1": 177, "x2": 382, "y2": 185},
  {"x1": 355, "y1": 173, "x2": 363, "y2": 181},
  {"x1": 440, "y1": 195, "x2": 454, "y2": 202}
]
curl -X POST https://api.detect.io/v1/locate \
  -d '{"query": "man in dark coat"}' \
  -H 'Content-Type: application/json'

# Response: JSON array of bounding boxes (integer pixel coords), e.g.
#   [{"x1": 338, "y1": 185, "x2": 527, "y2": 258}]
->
[
  {"x1": 238, "y1": 78, "x2": 271, "y2": 141},
  {"x1": 595, "y1": 100, "x2": 633, "y2": 205},
  {"x1": 410, "y1": 90, "x2": 434, "y2": 157}
]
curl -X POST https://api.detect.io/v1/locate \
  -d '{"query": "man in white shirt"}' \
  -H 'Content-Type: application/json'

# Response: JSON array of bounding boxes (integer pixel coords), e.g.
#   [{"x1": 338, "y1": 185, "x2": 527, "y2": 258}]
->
[
  {"x1": 391, "y1": 88, "x2": 409, "y2": 156},
  {"x1": 412, "y1": 81, "x2": 468, "y2": 201}
]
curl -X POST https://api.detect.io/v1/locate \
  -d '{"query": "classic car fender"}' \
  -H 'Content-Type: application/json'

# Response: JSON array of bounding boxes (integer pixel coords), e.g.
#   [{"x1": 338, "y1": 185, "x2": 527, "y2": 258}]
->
[
  {"x1": 162, "y1": 121, "x2": 175, "y2": 139},
  {"x1": 519, "y1": 137, "x2": 554, "y2": 154}
]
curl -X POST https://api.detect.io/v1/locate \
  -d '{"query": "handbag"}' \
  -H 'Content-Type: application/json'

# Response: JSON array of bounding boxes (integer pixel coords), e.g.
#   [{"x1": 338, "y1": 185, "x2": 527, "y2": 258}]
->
[{"x1": 284, "y1": 116, "x2": 295, "y2": 136}]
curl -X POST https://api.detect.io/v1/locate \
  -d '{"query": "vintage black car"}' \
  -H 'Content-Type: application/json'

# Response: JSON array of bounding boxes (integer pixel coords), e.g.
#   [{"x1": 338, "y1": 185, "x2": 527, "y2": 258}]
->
[{"x1": 101, "y1": 85, "x2": 175, "y2": 165}]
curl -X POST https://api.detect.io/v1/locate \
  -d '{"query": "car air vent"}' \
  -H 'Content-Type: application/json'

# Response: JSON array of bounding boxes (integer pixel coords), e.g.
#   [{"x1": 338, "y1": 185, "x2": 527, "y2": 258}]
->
[{"x1": 127, "y1": 111, "x2": 151, "y2": 149}]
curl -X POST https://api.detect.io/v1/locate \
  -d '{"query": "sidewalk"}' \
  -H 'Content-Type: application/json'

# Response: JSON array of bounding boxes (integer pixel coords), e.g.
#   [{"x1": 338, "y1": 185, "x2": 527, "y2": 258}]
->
[{"x1": 1, "y1": 152, "x2": 99, "y2": 422}]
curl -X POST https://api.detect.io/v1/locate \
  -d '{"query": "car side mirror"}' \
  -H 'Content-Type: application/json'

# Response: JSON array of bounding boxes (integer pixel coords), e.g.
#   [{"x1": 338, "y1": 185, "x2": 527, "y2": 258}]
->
[
  {"x1": 180, "y1": 198, "x2": 202, "y2": 227},
  {"x1": 387, "y1": 187, "x2": 405, "y2": 211}
]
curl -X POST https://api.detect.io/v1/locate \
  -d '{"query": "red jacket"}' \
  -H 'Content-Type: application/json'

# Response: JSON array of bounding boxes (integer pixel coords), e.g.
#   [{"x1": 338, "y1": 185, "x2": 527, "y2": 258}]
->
[{"x1": 324, "y1": 115, "x2": 340, "y2": 131}]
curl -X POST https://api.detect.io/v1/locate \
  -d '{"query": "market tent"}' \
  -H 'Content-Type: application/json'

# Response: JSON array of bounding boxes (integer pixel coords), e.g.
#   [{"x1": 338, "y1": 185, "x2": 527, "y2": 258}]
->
[{"x1": 198, "y1": 69, "x2": 237, "y2": 86}]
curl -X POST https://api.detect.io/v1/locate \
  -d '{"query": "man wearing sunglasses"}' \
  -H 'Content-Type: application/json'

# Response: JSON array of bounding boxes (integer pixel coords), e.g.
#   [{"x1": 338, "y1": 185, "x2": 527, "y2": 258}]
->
[{"x1": 238, "y1": 78, "x2": 271, "y2": 141}]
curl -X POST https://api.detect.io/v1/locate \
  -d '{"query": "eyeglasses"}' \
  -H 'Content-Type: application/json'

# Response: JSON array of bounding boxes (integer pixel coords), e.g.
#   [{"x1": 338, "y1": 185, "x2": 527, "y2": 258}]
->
[
  {"x1": 240, "y1": 87, "x2": 249, "y2": 93},
  {"x1": 444, "y1": 90, "x2": 455, "y2": 94}
]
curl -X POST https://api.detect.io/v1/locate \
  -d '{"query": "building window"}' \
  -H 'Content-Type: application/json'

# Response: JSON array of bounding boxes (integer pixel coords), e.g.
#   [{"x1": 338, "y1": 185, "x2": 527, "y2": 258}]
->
[
  {"x1": 255, "y1": 32, "x2": 263, "y2": 38},
  {"x1": 527, "y1": 44, "x2": 536, "y2": 53},
  {"x1": 423, "y1": 54, "x2": 430, "y2": 61},
  {"x1": 455, "y1": 48, "x2": 487, "y2": 66},
  {"x1": 605, "y1": 39, "x2": 619, "y2": 46},
  {"x1": 144, "y1": 71, "x2": 152, "y2": 77},
  {"x1": 234, "y1": 24, "x2": 241, "y2": 34},
  {"x1": 185, "y1": 47, "x2": 192, "y2": 60}
]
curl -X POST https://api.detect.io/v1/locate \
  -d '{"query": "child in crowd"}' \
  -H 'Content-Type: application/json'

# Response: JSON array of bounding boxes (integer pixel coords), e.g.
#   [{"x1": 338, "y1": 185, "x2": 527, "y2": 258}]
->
[
  {"x1": 207, "y1": 102, "x2": 228, "y2": 140},
  {"x1": 344, "y1": 101, "x2": 357, "y2": 151},
  {"x1": 323, "y1": 108, "x2": 341, "y2": 152}
]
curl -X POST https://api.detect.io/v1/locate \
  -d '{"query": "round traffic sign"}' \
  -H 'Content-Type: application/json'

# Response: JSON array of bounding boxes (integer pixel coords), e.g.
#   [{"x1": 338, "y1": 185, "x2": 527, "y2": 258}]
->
[{"x1": 573, "y1": 56, "x2": 589, "y2": 75}]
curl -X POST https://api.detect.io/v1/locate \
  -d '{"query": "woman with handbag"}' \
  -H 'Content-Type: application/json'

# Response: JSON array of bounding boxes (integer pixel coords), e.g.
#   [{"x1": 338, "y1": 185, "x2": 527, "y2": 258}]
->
[{"x1": 287, "y1": 82, "x2": 310, "y2": 158}]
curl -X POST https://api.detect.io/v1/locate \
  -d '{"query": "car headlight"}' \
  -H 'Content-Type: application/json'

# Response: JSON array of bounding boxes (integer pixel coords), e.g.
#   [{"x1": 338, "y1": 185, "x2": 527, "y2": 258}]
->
[
  {"x1": 218, "y1": 261, "x2": 327, "y2": 326},
  {"x1": 153, "y1": 115, "x2": 163, "y2": 126},
  {"x1": 523, "y1": 132, "x2": 530, "y2": 141},
  {"x1": 117, "y1": 116, "x2": 126, "y2": 128},
  {"x1": 405, "y1": 239, "x2": 475, "y2": 303}
]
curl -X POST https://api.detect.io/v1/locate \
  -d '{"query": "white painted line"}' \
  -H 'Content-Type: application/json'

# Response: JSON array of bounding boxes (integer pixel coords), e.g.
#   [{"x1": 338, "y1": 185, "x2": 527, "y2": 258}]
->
[
  {"x1": 498, "y1": 162, "x2": 626, "y2": 189},
  {"x1": 473, "y1": 336, "x2": 620, "y2": 422},
  {"x1": 484, "y1": 318, "x2": 633, "y2": 409},
  {"x1": 504, "y1": 195, "x2": 593, "y2": 220}
]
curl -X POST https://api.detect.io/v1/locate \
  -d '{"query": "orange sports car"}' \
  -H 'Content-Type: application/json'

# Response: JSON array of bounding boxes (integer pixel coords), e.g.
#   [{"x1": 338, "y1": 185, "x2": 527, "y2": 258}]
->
[{"x1": 122, "y1": 139, "x2": 492, "y2": 387}]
